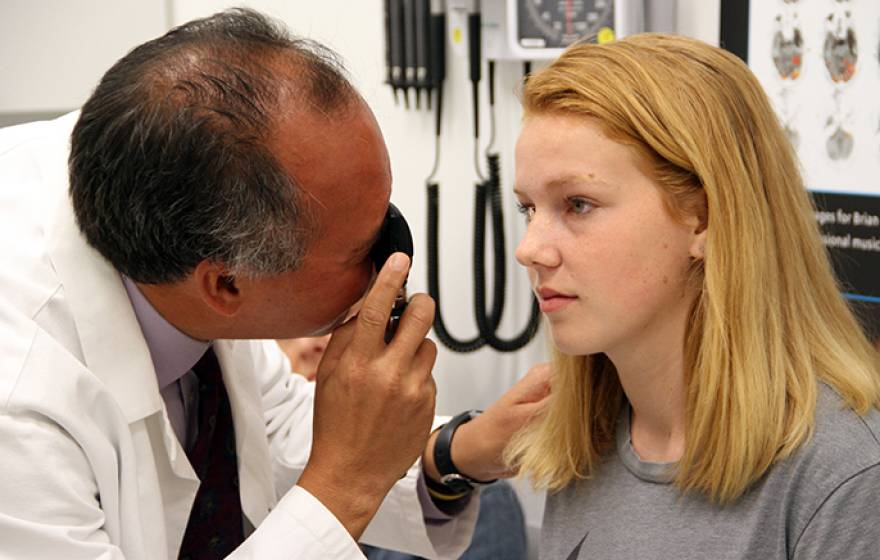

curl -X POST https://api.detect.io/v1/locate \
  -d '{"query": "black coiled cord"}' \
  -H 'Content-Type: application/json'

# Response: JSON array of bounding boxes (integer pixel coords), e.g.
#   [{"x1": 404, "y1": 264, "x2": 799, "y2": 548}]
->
[
  {"x1": 473, "y1": 154, "x2": 541, "y2": 352},
  {"x1": 427, "y1": 181, "x2": 503, "y2": 352}
]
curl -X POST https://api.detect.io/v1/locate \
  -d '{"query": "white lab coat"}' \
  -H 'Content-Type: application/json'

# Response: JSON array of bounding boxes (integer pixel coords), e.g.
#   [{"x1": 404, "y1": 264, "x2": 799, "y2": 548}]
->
[{"x1": 0, "y1": 114, "x2": 477, "y2": 559}]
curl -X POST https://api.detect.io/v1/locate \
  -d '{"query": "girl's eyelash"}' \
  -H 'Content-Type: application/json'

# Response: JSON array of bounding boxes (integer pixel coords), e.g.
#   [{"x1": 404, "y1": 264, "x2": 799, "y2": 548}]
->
[{"x1": 515, "y1": 202, "x2": 535, "y2": 222}]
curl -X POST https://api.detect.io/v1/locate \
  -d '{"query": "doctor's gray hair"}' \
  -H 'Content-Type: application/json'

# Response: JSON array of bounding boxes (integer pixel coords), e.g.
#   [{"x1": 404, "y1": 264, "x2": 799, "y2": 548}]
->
[{"x1": 69, "y1": 8, "x2": 357, "y2": 283}]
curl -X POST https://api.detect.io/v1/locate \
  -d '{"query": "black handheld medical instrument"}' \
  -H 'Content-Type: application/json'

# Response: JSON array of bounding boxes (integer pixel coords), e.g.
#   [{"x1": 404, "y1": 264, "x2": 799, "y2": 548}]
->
[
  {"x1": 414, "y1": 0, "x2": 430, "y2": 109},
  {"x1": 369, "y1": 203, "x2": 415, "y2": 343},
  {"x1": 384, "y1": 0, "x2": 396, "y2": 103},
  {"x1": 428, "y1": 0, "x2": 446, "y2": 111},
  {"x1": 403, "y1": 0, "x2": 417, "y2": 108},
  {"x1": 387, "y1": 0, "x2": 406, "y2": 104}
]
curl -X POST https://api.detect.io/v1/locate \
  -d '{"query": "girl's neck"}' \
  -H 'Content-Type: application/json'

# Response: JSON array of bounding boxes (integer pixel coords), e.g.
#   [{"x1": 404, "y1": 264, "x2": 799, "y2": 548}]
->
[{"x1": 606, "y1": 311, "x2": 689, "y2": 463}]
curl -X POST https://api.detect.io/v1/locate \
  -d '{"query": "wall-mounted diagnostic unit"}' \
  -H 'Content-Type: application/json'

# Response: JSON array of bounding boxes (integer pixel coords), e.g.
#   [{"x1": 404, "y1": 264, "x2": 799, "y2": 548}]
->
[{"x1": 482, "y1": 0, "x2": 675, "y2": 60}]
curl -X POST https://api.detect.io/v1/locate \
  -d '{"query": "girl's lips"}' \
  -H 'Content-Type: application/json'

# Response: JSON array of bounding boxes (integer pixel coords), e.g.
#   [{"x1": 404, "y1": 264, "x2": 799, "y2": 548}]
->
[
  {"x1": 539, "y1": 295, "x2": 577, "y2": 313},
  {"x1": 536, "y1": 287, "x2": 578, "y2": 313}
]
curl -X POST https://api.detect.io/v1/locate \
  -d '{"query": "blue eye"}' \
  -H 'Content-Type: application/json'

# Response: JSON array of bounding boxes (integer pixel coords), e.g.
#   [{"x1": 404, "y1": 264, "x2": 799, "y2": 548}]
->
[{"x1": 568, "y1": 197, "x2": 594, "y2": 215}]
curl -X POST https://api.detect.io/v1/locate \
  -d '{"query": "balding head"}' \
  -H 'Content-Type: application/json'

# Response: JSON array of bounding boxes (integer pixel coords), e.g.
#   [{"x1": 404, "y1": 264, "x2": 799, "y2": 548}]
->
[{"x1": 70, "y1": 8, "x2": 359, "y2": 284}]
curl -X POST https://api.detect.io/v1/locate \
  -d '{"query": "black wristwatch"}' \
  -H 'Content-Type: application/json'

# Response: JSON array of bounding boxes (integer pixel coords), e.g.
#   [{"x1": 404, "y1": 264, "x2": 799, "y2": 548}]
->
[{"x1": 433, "y1": 409, "x2": 498, "y2": 494}]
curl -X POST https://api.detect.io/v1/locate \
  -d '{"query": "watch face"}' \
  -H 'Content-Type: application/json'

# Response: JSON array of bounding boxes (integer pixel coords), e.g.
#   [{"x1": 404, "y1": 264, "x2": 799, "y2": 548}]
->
[
  {"x1": 440, "y1": 473, "x2": 474, "y2": 493},
  {"x1": 440, "y1": 473, "x2": 465, "y2": 484}
]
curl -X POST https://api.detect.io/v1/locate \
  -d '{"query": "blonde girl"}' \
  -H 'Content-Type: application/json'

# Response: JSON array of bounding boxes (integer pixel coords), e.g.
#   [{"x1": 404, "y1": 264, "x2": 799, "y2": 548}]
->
[{"x1": 507, "y1": 33, "x2": 880, "y2": 559}]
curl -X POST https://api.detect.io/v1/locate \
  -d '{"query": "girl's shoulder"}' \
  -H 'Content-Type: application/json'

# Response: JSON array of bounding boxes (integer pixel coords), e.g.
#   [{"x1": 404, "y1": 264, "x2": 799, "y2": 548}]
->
[
  {"x1": 769, "y1": 383, "x2": 880, "y2": 557},
  {"x1": 799, "y1": 382, "x2": 880, "y2": 475}
]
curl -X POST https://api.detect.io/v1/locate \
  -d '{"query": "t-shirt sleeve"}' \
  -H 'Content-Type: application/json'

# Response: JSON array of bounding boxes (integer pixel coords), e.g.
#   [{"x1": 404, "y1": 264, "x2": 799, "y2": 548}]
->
[{"x1": 792, "y1": 462, "x2": 880, "y2": 560}]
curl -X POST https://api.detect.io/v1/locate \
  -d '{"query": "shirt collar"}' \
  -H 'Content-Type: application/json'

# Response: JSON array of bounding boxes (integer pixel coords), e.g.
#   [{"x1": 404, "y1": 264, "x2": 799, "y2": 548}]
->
[
  {"x1": 122, "y1": 276, "x2": 210, "y2": 389},
  {"x1": 616, "y1": 401, "x2": 676, "y2": 484}
]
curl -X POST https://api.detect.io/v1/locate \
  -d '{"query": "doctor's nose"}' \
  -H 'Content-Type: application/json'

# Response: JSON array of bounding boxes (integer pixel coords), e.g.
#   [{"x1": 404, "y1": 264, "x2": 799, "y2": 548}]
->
[{"x1": 515, "y1": 215, "x2": 561, "y2": 271}]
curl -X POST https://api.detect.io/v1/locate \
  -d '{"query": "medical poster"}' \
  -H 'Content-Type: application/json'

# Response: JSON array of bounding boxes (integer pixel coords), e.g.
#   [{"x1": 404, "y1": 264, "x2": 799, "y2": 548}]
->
[
  {"x1": 744, "y1": 0, "x2": 880, "y2": 326},
  {"x1": 748, "y1": 0, "x2": 879, "y2": 192}
]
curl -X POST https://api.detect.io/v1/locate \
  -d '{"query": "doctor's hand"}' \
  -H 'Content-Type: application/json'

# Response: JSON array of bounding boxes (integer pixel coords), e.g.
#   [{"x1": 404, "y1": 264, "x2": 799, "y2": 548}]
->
[
  {"x1": 297, "y1": 253, "x2": 437, "y2": 541},
  {"x1": 423, "y1": 362, "x2": 552, "y2": 484}
]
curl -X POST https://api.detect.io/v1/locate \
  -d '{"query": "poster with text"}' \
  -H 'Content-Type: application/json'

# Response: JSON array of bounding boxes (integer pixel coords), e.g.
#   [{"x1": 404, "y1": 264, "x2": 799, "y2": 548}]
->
[{"x1": 747, "y1": 0, "x2": 880, "y2": 331}]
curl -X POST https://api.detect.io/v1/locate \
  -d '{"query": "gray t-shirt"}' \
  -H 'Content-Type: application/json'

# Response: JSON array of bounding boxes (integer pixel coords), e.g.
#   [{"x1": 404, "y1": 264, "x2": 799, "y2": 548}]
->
[{"x1": 541, "y1": 384, "x2": 880, "y2": 559}]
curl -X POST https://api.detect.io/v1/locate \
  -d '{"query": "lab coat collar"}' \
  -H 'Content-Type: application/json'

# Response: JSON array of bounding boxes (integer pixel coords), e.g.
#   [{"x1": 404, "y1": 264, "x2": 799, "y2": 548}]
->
[{"x1": 47, "y1": 184, "x2": 164, "y2": 425}]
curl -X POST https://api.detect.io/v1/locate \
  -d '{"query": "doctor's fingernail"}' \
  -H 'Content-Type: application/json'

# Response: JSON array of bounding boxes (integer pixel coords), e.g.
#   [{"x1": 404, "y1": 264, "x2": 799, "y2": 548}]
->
[{"x1": 390, "y1": 253, "x2": 407, "y2": 272}]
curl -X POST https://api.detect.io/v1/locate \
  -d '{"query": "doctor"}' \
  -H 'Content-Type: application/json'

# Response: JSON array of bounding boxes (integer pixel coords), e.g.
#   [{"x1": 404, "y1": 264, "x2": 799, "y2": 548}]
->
[{"x1": 0, "y1": 8, "x2": 550, "y2": 559}]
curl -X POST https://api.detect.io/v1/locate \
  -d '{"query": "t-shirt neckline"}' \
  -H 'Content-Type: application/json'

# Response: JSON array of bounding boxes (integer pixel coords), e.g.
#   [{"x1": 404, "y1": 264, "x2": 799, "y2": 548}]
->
[{"x1": 616, "y1": 402, "x2": 677, "y2": 484}]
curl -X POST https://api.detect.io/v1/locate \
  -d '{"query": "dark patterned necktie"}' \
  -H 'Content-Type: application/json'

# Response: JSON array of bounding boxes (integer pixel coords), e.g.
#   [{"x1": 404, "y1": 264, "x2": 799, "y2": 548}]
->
[{"x1": 178, "y1": 347, "x2": 245, "y2": 559}]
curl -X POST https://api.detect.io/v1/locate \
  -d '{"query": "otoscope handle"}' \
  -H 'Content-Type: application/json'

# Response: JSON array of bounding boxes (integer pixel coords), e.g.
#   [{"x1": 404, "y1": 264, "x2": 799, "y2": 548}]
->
[
  {"x1": 415, "y1": 0, "x2": 429, "y2": 87},
  {"x1": 429, "y1": 10, "x2": 446, "y2": 87},
  {"x1": 488, "y1": 59, "x2": 495, "y2": 106},
  {"x1": 385, "y1": 294, "x2": 408, "y2": 343},
  {"x1": 467, "y1": 10, "x2": 481, "y2": 84},
  {"x1": 403, "y1": 0, "x2": 417, "y2": 87},
  {"x1": 467, "y1": 6, "x2": 481, "y2": 139},
  {"x1": 384, "y1": 0, "x2": 393, "y2": 85},
  {"x1": 389, "y1": 0, "x2": 405, "y2": 88}
]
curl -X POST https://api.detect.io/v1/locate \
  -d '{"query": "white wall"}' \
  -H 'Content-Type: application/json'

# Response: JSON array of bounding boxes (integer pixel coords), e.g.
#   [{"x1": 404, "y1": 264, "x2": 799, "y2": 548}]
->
[
  {"x1": 0, "y1": 0, "x2": 723, "y2": 550},
  {"x1": 677, "y1": 0, "x2": 721, "y2": 45},
  {"x1": 0, "y1": 0, "x2": 170, "y2": 117}
]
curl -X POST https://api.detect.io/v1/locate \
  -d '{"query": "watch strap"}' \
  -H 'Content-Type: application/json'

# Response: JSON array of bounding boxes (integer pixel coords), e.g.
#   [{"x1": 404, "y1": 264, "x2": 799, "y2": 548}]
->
[{"x1": 432, "y1": 409, "x2": 497, "y2": 494}]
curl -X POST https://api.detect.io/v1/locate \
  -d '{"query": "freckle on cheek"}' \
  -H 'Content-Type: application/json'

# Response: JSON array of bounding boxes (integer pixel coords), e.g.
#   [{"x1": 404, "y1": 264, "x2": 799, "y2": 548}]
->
[
  {"x1": 663, "y1": 275, "x2": 669, "y2": 284},
  {"x1": 662, "y1": 243, "x2": 668, "y2": 249}
]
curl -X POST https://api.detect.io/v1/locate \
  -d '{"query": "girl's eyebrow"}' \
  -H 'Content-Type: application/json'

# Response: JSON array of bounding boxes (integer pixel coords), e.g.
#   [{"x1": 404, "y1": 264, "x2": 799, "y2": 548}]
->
[{"x1": 514, "y1": 174, "x2": 616, "y2": 196}]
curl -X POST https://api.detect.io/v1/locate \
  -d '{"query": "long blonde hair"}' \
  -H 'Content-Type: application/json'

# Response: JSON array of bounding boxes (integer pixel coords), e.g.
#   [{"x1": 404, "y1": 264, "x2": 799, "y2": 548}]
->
[{"x1": 505, "y1": 33, "x2": 880, "y2": 503}]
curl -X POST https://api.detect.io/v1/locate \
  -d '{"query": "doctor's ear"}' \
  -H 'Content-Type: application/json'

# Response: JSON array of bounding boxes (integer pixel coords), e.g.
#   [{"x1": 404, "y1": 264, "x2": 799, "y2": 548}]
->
[
  {"x1": 218, "y1": 275, "x2": 239, "y2": 294},
  {"x1": 194, "y1": 260, "x2": 242, "y2": 317}
]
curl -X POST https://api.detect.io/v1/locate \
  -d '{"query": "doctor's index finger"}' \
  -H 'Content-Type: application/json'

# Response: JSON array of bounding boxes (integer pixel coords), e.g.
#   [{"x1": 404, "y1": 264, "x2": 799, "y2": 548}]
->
[
  {"x1": 386, "y1": 293, "x2": 435, "y2": 360},
  {"x1": 350, "y1": 252, "x2": 409, "y2": 355}
]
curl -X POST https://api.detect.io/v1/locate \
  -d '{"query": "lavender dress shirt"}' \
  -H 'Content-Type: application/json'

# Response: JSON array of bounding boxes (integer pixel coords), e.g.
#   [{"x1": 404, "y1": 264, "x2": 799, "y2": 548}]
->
[{"x1": 122, "y1": 277, "x2": 208, "y2": 450}]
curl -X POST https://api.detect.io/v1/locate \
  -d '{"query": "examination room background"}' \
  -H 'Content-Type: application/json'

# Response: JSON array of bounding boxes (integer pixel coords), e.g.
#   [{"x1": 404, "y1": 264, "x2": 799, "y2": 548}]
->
[{"x1": 0, "y1": 0, "x2": 722, "y2": 547}]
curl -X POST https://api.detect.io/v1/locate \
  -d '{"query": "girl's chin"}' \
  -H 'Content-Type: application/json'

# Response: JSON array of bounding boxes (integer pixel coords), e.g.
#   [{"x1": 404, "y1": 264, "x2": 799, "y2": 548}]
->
[{"x1": 550, "y1": 331, "x2": 598, "y2": 357}]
